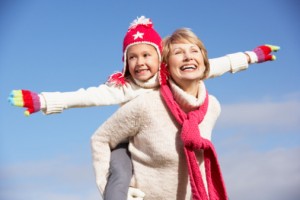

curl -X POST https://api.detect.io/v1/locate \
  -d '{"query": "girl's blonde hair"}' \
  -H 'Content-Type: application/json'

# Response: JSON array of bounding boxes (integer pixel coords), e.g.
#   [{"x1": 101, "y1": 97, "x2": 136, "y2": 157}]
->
[{"x1": 162, "y1": 28, "x2": 210, "y2": 79}]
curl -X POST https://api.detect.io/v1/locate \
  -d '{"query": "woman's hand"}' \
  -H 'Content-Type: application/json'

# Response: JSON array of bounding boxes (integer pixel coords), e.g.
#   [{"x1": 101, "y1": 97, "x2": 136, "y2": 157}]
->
[
  {"x1": 253, "y1": 44, "x2": 280, "y2": 63},
  {"x1": 8, "y1": 89, "x2": 41, "y2": 116}
]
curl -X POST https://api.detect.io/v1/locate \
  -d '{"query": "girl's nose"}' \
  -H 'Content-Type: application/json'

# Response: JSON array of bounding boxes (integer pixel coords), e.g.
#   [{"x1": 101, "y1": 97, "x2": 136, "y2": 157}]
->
[{"x1": 137, "y1": 57, "x2": 145, "y2": 66}]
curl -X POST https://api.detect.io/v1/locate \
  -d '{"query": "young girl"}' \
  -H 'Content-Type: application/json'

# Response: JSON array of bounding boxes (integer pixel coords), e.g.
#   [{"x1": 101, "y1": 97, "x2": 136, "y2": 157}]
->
[
  {"x1": 9, "y1": 16, "x2": 279, "y2": 200},
  {"x1": 90, "y1": 28, "x2": 279, "y2": 200}
]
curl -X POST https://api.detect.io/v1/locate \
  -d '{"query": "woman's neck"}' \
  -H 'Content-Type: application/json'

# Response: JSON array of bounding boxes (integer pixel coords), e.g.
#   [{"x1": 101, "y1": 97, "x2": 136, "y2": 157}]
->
[
  {"x1": 175, "y1": 80, "x2": 199, "y2": 98},
  {"x1": 168, "y1": 79, "x2": 207, "y2": 112}
]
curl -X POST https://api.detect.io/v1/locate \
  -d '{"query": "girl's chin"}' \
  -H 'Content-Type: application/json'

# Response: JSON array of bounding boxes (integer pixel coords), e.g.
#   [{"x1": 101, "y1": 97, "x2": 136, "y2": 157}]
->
[
  {"x1": 134, "y1": 76, "x2": 152, "y2": 82},
  {"x1": 135, "y1": 74, "x2": 157, "y2": 82}
]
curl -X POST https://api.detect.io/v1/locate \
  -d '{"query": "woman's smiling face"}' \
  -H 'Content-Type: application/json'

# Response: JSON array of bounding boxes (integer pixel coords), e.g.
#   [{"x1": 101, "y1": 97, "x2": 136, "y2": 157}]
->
[{"x1": 168, "y1": 43, "x2": 206, "y2": 88}]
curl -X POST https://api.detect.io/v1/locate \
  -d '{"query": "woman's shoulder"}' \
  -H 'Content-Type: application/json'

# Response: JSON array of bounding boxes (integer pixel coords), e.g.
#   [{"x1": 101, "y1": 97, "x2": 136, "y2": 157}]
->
[
  {"x1": 124, "y1": 89, "x2": 161, "y2": 107},
  {"x1": 116, "y1": 89, "x2": 162, "y2": 124},
  {"x1": 135, "y1": 88, "x2": 160, "y2": 99},
  {"x1": 208, "y1": 94, "x2": 221, "y2": 116}
]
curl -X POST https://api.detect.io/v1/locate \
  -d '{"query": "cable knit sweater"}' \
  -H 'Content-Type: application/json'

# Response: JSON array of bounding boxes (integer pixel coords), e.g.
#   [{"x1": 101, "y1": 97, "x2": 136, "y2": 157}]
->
[
  {"x1": 91, "y1": 80, "x2": 221, "y2": 200},
  {"x1": 39, "y1": 52, "x2": 247, "y2": 114}
]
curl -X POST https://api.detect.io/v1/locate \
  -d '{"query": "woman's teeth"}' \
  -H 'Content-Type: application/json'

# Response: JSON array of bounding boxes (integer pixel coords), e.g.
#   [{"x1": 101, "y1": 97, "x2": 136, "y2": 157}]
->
[{"x1": 180, "y1": 65, "x2": 196, "y2": 71}]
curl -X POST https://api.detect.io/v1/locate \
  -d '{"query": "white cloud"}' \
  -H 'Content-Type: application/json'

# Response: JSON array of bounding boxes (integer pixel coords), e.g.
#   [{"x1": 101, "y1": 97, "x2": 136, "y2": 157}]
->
[
  {"x1": 211, "y1": 95, "x2": 300, "y2": 199},
  {"x1": 216, "y1": 99, "x2": 300, "y2": 132},
  {"x1": 1, "y1": 141, "x2": 299, "y2": 200},
  {"x1": 220, "y1": 147, "x2": 300, "y2": 200},
  {"x1": 0, "y1": 156, "x2": 101, "y2": 200}
]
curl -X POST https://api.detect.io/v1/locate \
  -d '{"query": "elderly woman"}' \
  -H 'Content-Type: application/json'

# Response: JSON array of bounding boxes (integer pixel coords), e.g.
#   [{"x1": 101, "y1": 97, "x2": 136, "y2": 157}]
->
[{"x1": 91, "y1": 28, "x2": 278, "y2": 200}]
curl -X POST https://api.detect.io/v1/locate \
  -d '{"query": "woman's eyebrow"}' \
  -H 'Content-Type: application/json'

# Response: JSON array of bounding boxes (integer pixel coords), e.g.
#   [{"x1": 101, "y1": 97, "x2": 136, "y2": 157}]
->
[{"x1": 172, "y1": 47, "x2": 182, "y2": 51}]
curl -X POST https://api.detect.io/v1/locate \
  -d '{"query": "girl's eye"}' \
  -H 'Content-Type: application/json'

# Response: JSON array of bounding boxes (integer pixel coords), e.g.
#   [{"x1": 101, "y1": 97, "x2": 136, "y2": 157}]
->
[
  {"x1": 143, "y1": 53, "x2": 150, "y2": 58},
  {"x1": 128, "y1": 56, "x2": 136, "y2": 60},
  {"x1": 174, "y1": 51, "x2": 182, "y2": 55}
]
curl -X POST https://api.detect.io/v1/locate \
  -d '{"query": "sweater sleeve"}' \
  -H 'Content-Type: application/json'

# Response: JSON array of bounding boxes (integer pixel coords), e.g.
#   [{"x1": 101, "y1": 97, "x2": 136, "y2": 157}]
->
[
  {"x1": 208, "y1": 52, "x2": 249, "y2": 78},
  {"x1": 39, "y1": 82, "x2": 146, "y2": 115},
  {"x1": 90, "y1": 97, "x2": 143, "y2": 194}
]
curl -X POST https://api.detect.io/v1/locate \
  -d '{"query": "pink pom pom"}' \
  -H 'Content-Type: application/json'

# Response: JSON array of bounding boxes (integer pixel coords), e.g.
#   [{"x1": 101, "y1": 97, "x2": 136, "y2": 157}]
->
[{"x1": 107, "y1": 72, "x2": 127, "y2": 86}]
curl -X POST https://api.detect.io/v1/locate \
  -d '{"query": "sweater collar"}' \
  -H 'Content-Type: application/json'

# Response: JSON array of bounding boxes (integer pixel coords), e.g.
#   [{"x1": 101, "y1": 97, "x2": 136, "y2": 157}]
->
[
  {"x1": 132, "y1": 73, "x2": 160, "y2": 89},
  {"x1": 169, "y1": 79, "x2": 206, "y2": 112}
]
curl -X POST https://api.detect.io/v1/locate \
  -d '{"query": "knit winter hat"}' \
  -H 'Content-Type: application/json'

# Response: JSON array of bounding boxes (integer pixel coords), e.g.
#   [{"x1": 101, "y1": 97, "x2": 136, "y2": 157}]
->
[{"x1": 107, "y1": 16, "x2": 162, "y2": 86}]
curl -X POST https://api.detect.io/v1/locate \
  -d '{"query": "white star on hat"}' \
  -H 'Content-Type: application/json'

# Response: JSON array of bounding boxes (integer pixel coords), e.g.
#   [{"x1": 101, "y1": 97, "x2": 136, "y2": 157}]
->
[{"x1": 133, "y1": 31, "x2": 144, "y2": 40}]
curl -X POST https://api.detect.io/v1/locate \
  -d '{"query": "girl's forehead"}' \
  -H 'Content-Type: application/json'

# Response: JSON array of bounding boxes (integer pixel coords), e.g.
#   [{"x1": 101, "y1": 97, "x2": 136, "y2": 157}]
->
[{"x1": 128, "y1": 43, "x2": 156, "y2": 52}]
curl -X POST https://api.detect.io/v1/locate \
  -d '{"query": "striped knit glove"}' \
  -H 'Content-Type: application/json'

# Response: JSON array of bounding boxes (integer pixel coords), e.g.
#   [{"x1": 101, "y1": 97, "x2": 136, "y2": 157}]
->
[
  {"x1": 8, "y1": 90, "x2": 41, "y2": 116},
  {"x1": 253, "y1": 44, "x2": 280, "y2": 63}
]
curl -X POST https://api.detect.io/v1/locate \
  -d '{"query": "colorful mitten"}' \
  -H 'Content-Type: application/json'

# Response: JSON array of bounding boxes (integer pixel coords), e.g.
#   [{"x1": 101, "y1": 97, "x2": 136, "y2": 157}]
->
[
  {"x1": 8, "y1": 90, "x2": 41, "y2": 116},
  {"x1": 253, "y1": 44, "x2": 280, "y2": 63}
]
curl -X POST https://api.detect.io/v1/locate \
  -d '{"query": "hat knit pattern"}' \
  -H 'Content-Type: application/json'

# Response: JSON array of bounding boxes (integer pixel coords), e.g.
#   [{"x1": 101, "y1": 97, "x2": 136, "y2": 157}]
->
[{"x1": 160, "y1": 83, "x2": 228, "y2": 200}]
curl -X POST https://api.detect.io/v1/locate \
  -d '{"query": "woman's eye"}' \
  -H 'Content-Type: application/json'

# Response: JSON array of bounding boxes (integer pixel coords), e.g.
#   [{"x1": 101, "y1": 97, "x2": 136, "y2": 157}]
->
[{"x1": 174, "y1": 51, "x2": 182, "y2": 55}]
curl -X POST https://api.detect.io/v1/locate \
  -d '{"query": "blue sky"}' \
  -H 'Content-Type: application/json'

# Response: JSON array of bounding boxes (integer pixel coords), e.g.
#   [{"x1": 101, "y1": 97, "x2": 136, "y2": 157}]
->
[{"x1": 1, "y1": 0, "x2": 299, "y2": 200}]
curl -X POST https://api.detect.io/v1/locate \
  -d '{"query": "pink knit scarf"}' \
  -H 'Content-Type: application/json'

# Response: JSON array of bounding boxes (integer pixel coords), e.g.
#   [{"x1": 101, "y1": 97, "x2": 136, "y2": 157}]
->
[{"x1": 160, "y1": 83, "x2": 228, "y2": 200}]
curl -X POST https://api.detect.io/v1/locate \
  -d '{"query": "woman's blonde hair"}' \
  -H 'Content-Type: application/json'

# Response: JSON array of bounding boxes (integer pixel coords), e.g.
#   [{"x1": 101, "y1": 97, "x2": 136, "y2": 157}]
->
[{"x1": 162, "y1": 28, "x2": 210, "y2": 79}]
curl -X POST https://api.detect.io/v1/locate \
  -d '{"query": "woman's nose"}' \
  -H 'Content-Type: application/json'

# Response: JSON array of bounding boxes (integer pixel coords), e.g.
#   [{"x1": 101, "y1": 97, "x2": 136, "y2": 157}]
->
[{"x1": 183, "y1": 52, "x2": 192, "y2": 61}]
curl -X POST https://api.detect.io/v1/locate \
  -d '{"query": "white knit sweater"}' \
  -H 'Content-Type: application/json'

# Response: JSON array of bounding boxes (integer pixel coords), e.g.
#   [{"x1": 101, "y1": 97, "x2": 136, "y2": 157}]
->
[
  {"x1": 91, "y1": 80, "x2": 221, "y2": 200},
  {"x1": 39, "y1": 52, "x2": 247, "y2": 114}
]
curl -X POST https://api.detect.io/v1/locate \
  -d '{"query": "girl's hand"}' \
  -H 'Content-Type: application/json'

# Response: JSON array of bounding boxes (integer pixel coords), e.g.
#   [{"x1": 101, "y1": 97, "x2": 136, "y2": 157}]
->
[
  {"x1": 127, "y1": 187, "x2": 145, "y2": 200},
  {"x1": 8, "y1": 90, "x2": 41, "y2": 116}
]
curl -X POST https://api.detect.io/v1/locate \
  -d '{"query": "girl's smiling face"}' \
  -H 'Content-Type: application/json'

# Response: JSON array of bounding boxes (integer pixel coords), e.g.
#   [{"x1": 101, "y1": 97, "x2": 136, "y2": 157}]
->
[{"x1": 127, "y1": 43, "x2": 160, "y2": 82}]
